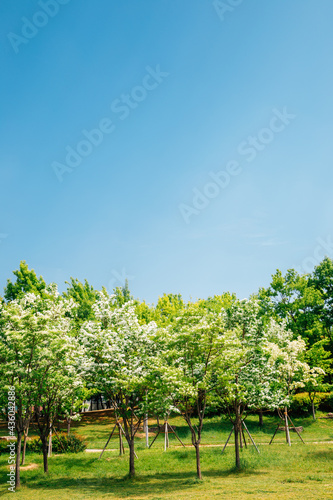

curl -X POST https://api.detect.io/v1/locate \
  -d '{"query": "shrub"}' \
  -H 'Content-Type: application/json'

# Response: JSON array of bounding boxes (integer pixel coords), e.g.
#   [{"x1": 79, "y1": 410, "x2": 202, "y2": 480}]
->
[
  {"x1": 290, "y1": 392, "x2": 332, "y2": 416},
  {"x1": 0, "y1": 439, "x2": 12, "y2": 456},
  {"x1": 27, "y1": 433, "x2": 86, "y2": 454}
]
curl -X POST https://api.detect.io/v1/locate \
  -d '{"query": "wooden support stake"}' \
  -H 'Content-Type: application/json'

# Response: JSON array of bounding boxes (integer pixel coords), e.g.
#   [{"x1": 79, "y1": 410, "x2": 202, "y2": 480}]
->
[
  {"x1": 164, "y1": 421, "x2": 168, "y2": 451},
  {"x1": 167, "y1": 423, "x2": 186, "y2": 447},
  {"x1": 287, "y1": 414, "x2": 305, "y2": 444},
  {"x1": 99, "y1": 422, "x2": 117, "y2": 459},
  {"x1": 242, "y1": 420, "x2": 259, "y2": 454},
  {"x1": 269, "y1": 422, "x2": 280, "y2": 445},
  {"x1": 222, "y1": 426, "x2": 234, "y2": 454}
]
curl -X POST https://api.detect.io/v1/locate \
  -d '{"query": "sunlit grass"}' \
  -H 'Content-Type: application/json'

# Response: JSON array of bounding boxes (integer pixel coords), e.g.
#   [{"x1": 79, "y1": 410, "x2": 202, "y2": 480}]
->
[{"x1": 0, "y1": 412, "x2": 332, "y2": 499}]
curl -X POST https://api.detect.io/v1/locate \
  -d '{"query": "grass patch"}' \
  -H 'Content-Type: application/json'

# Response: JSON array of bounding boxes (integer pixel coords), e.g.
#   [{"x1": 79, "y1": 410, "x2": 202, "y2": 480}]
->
[{"x1": 0, "y1": 413, "x2": 332, "y2": 499}]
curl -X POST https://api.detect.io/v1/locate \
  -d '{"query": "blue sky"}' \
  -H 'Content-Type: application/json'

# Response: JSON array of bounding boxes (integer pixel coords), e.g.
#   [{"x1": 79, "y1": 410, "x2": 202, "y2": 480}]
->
[{"x1": 1, "y1": 0, "x2": 333, "y2": 304}]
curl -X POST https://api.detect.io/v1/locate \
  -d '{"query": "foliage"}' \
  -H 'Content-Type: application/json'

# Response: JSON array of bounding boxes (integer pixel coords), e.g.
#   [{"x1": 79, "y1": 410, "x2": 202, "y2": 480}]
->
[
  {"x1": 4, "y1": 261, "x2": 47, "y2": 302},
  {"x1": 0, "y1": 287, "x2": 84, "y2": 480},
  {"x1": 79, "y1": 290, "x2": 160, "y2": 477},
  {"x1": 26, "y1": 433, "x2": 87, "y2": 454},
  {"x1": 290, "y1": 392, "x2": 333, "y2": 416},
  {"x1": 63, "y1": 278, "x2": 99, "y2": 327}
]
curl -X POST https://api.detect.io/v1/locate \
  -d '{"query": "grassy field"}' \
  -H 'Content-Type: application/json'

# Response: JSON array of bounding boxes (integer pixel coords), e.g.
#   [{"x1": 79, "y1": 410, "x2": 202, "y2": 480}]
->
[{"x1": 0, "y1": 412, "x2": 332, "y2": 499}]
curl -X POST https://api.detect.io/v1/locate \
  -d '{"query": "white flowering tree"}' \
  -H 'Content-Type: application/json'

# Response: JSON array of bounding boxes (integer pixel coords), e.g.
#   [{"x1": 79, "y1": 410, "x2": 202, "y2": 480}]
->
[
  {"x1": 0, "y1": 287, "x2": 81, "y2": 485},
  {"x1": 150, "y1": 304, "x2": 226, "y2": 479},
  {"x1": 79, "y1": 291, "x2": 159, "y2": 477},
  {"x1": 265, "y1": 319, "x2": 324, "y2": 441},
  {"x1": 214, "y1": 299, "x2": 288, "y2": 469}
]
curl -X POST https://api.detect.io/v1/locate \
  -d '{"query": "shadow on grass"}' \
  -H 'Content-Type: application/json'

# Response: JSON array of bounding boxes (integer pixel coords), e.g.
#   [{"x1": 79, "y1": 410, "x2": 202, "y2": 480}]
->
[
  {"x1": 9, "y1": 468, "x2": 268, "y2": 498},
  {"x1": 308, "y1": 449, "x2": 333, "y2": 460}
]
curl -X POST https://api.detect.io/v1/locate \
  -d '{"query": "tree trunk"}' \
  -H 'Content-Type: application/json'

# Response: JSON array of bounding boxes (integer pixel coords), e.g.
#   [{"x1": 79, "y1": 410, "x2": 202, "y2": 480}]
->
[
  {"x1": 258, "y1": 409, "x2": 263, "y2": 427},
  {"x1": 42, "y1": 440, "x2": 49, "y2": 473},
  {"x1": 311, "y1": 400, "x2": 316, "y2": 420},
  {"x1": 119, "y1": 426, "x2": 124, "y2": 456},
  {"x1": 143, "y1": 415, "x2": 149, "y2": 448},
  {"x1": 129, "y1": 439, "x2": 135, "y2": 477},
  {"x1": 48, "y1": 426, "x2": 52, "y2": 457},
  {"x1": 234, "y1": 405, "x2": 241, "y2": 469},
  {"x1": 21, "y1": 425, "x2": 29, "y2": 466},
  {"x1": 164, "y1": 421, "x2": 168, "y2": 451},
  {"x1": 15, "y1": 431, "x2": 22, "y2": 489},
  {"x1": 284, "y1": 407, "x2": 291, "y2": 446},
  {"x1": 195, "y1": 444, "x2": 202, "y2": 479},
  {"x1": 234, "y1": 424, "x2": 241, "y2": 469}
]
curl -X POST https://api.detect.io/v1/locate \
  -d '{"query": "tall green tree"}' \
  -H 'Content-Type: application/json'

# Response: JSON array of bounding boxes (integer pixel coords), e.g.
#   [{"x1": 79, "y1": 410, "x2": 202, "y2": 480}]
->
[
  {"x1": 215, "y1": 299, "x2": 286, "y2": 468},
  {"x1": 63, "y1": 278, "x2": 99, "y2": 327},
  {"x1": 257, "y1": 268, "x2": 325, "y2": 346},
  {"x1": 4, "y1": 261, "x2": 47, "y2": 302},
  {"x1": 310, "y1": 257, "x2": 333, "y2": 349},
  {"x1": 153, "y1": 293, "x2": 185, "y2": 326},
  {"x1": 152, "y1": 304, "x2": 226, "y2": 479}
]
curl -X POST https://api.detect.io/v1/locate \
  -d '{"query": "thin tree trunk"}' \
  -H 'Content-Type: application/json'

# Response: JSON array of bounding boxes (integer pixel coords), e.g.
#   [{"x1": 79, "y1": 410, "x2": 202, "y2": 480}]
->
[
  {"x1": 48, "y1": 425, "x2": 52, "y2": 457},
  {"x1": 234, "y1": 424, "x2": 240, "y2": 469},
  {"x1": 195, "y1": 444, "x2": 202, "y2": 479},
  {"x1": 311, "y1": 400, "x2": 316, "y2": 420},
  {"x1": 15, "y1": 431, "x2": 22, "y2": 488},
  {"x1": 258, "y1": 409, "x2": 263, "y2": 427},
  {"x1": 284, "y1": 407, "x2": 291, "y2": 446},
  {"x1": 129, "y1": 439, "x2": 135, "y2": 477},
  {"x1": 42, "y1": 440, "x2": 48, "y2": 473},
  {"x1": 21, "y1": 424, "x2": 29, "y2": 466},
  {"x1": 143, "y1": 415, "x2": 149, "y2": 448},
  {"x1": 67, "y1": 409, "x2": 73, "y2": 437},
  {"x1": 234, "y1": 405, "x2": 241, "y2": 469},
  {"x1": 164, "y1": 421, "x2": 168, "y2": 451},
  {"x1": 119, "y1": 425, "x2": 124, "y2": 456}
]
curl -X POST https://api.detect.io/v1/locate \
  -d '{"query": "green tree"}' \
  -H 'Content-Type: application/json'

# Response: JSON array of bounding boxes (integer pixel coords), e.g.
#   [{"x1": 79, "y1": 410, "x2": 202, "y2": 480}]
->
[
  {"x1": 310, "y1": 257, "x2": 333, "y2": 350},
  {"x1": 0, "y1": 288, "x2": 80, "y2": 485},
  {"x1": 153, "y1": 293, "x2": 184, "y2": 326},
  {"x1": 215, "y1": 299, "x2": 287, "y2": 468},
  {"x1": 152, "y1": 304, "x2": 226, "y2": 479},
  {"x1": 257, "y1": 269, "x2": 324, "y2": 347},
  {"x1": 79, "y1": 291, "x2": 159, "y2": 478},
  {"x1": 63, "y1": 278, "x2": 99, "y2": 327},
  {"x1": 304, "y1": 339, "x2": 332, "y2": 419},
  {"x1": 4, "y1": 261, "x2": 47, "y2": 302}
]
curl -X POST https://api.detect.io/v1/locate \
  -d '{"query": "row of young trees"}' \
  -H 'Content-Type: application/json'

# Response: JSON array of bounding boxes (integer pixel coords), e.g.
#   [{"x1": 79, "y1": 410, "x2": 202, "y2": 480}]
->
[{"x1": 0, "y1": 260, "x2": 332, "y2": 485}]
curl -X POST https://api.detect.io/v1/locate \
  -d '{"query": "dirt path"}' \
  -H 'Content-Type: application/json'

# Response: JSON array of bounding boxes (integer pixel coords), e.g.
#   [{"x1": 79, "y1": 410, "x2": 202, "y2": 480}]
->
[{"x1": 85, "y1": 440, "x2": 333, "y2": 452}]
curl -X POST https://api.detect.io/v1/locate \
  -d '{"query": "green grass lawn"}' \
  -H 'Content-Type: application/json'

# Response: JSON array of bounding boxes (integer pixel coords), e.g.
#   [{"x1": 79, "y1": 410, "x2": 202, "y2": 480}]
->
[{"x1": 0, "y1": 412, "x2": 332, "y2": 499}]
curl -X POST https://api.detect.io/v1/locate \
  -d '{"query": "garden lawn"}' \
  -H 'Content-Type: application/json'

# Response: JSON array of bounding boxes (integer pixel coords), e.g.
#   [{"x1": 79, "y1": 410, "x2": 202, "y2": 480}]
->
[{"x1": 0, "y1": 413, "x2": 332, "y2": 499}]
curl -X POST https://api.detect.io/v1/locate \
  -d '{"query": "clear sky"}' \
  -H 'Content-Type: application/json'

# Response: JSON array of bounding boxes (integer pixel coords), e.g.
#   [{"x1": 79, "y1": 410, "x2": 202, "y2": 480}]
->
[{"x1": 1, "y1": 0, "x2": 333, "y2": 304}]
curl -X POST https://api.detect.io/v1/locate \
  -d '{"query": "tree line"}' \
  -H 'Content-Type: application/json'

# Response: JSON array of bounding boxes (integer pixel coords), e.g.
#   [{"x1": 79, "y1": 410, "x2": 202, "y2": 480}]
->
[{"x1": 0, "y1": 259, "x2": 332, "y2": 486}]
